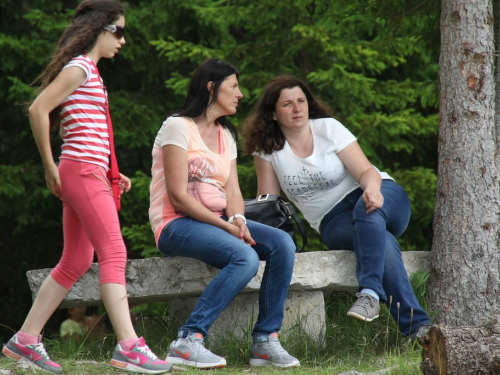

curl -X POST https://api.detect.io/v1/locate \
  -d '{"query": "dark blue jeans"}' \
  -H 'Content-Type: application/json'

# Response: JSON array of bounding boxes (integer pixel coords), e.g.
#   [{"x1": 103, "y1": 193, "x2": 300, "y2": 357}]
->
[
  {"x1": 320, "y1": 180, "x2": 430, "y2": 336},
  {"x1": 158, "y1": 216, "x2": 296, "y2": 338}
]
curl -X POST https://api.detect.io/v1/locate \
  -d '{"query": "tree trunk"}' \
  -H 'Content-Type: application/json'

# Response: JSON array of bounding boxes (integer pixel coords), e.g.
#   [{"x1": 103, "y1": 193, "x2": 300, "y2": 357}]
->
[
  {"x1": 429, "y1": 0, "x2": 499, "y2": 325},
  {"x1": 419, "y1": 323, "x2": 500, "y2": 374},
  {"x1": 425, "y1": 0, "x2": 500, "y2": 371},
  {"x1": 495, "y1": 0, "x2": 500, "y2": 139}
]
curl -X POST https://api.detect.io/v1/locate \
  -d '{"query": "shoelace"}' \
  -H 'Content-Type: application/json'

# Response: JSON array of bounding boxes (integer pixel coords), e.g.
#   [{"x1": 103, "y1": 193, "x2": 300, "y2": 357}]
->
[
  {"x1": 267, "y1": 341, "x2": 287, "y2": 354},
  {"x1": 356, "y1": 294, "x2": 377, "y2": 310},
  {"x1": 136, "y1": 344, "x2": 158, "y2": 360},
  {"x1": 31, "y1": 343, "x2": 50, "y2": 359},
  {"x1": 190, "y1": 339, "x2": 210, "y2": 354}
]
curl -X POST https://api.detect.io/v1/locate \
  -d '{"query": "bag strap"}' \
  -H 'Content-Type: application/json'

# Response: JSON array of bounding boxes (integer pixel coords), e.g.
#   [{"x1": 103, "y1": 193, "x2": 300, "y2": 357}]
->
[
  {"x1": 105, "y1": 97, "x2": 120, "y2": 181},
  {"x1": 89, "y1": 56, "x2": 120, "y2": 180},
  {"x1": 279, "y1": 197, "x2": 308, "y2": 252}
]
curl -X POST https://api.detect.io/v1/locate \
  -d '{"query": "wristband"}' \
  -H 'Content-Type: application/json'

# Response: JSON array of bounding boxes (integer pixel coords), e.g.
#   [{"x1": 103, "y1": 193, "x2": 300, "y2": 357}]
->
[{"x1": 228, "y1": 214, "x2": 247, "y2": 224}]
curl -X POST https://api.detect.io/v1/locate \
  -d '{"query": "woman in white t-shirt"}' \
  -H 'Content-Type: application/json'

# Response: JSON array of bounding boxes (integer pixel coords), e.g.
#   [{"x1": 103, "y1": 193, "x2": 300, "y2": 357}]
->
[
  {"x1": 242, "y1": 76, "x2": 430, "y2": 339},
  {"x1": 149, "y1": 59, "x2": 299, "y2": 369}
]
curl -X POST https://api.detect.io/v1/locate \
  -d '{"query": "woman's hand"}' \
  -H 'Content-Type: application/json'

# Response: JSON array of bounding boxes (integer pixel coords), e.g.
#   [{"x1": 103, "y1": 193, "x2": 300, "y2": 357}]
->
[
  {"x1": 337, "y1": 142, "x2": 383, "y2": 214},
  {"x1": 227, "y1": 218, "x2": 256, "y2": 246},
  {"x1": 119, "y1": 173, "x2": 132, "y2": 193},
  {"x1": 362, "y1": 185, "x2": 384, "y2": 214},
  {"x1": 45, "y1": 162, "x2": 62, "y2": 199}
]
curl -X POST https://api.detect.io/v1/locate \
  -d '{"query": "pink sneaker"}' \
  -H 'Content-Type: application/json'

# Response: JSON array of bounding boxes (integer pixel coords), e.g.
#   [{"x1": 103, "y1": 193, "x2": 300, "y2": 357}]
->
[
  {"x1": 110, "y1": 337, "x2": 172, "y2": 374},
  {"x1": 2, "y1": 334, "x2": 62, "y2": 374}
]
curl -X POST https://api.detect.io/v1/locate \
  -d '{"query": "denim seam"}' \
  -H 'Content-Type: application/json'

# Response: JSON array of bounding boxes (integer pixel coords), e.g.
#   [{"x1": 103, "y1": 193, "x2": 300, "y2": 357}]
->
[{"x1": 256, "y1": 240, "x2": 273, "y2": 327}]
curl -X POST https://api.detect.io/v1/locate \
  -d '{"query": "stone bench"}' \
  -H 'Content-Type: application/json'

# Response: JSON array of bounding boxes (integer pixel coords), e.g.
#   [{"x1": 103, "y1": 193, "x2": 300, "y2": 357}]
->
[{"x1": 26, "y1": 250, "x2": 430, "y2": 341}]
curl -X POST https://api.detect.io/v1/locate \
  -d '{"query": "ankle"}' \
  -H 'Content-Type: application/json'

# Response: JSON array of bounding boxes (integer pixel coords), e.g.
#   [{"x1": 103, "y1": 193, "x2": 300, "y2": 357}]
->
[
  {"x1": 360, "y1": 289, "x2": 379, "y2": 302},
  {"x1": 16, "y1": 331, "x2": 39, "y2": 346},
  {"x1": 118, "y1": 338, "x2": 140, "y2": 351},
  {"x1": 252, "y1": 335, "x2": 269, "y2": 344}
]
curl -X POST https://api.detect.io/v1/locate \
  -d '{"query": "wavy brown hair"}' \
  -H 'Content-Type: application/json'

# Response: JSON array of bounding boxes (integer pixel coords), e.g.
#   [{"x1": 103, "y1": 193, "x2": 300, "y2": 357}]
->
[
  {"x1": 241, "y1": 76, "x2": 333, "y2": 155},
  {"x1": 32, "y1": 0, "x2": 125, "y2": 130}
]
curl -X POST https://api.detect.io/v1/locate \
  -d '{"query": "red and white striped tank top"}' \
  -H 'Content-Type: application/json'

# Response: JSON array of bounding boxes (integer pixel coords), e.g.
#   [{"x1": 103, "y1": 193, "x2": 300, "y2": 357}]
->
[{"x1": 59, "y1": 55, "x2": 110, "y2": 170}]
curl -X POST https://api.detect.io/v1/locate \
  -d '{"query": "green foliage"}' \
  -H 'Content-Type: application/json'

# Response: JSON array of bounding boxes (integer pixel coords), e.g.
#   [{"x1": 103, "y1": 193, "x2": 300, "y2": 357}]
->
[
  {"x1": 0, "y1": 0, "x2": 439, "y2": 336},
  {"x1": 393, "y1": 168, "x2": 437, "y2": 251},
  {"x1": 409, "y1": 270, "x2": 430, "y2": 312},
  {"x1": 120, "y1": 171, "x2": 159, "y2": 258}
]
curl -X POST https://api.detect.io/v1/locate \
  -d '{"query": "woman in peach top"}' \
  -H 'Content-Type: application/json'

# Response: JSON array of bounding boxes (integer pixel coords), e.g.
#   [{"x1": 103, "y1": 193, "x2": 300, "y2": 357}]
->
[{"x1": 149, "y1": 59, "x2": 299, "y2": 369}]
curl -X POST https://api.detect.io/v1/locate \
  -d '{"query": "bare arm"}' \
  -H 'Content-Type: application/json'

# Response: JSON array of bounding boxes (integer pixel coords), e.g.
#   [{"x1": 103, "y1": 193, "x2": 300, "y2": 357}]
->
[
  {"x1": 254, "y1": 156, "x2": 281, "y2": 197},
  {"x1": 337, "y1": 141, "x2": 383, "y2": 213},
  {"x1": 29, "y1": 67, "x2": 86, "y2": 198},
  {"x1": 162, "y1": 145, "x2": 248, "y2": 241}
]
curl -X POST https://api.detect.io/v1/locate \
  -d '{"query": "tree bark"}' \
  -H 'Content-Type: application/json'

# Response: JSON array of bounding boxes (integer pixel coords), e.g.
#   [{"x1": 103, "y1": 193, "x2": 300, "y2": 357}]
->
[
  {"x1": 495, "y1": 0, "x2": 500, "y2": 141},
  {"x1": 429, "y1": 0, "x2": 500, "y2": 325},
  {"x1": 419, "y1": 323, "x2": 500, "y2": 374},
  {"x1": 425, "y1": 1, "x2": 500, "y2": 371}
]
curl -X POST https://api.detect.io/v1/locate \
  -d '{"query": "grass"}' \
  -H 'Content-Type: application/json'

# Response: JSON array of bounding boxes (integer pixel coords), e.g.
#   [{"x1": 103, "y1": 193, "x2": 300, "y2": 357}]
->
[{"x1": 0, "y1": 290, "x2": 427, "y2": 375}]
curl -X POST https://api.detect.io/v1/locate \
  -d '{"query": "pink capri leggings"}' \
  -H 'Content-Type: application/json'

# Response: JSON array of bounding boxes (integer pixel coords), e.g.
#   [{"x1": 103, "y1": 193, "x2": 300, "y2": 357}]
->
[{"x1": 51, "y1": 159, "x2": 127, "y2": 289}]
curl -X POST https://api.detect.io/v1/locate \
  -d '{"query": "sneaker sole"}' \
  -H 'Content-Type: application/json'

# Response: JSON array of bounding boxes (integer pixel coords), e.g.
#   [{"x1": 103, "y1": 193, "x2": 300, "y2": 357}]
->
[
  {"x1": 2, "y1": 346, "x2": 22, "y2": 361},
  {"x1": 110, "y1": 359, "x2": 172, "y2": 374},
  {"x1": 3, "y1": 346, "x2": 62, "y2": 374},
  {"x1": 166, "y1": 356, "x2": 226, "y2": 369},
  {"x1": 250, "y1": 358, "x2": 300, "y2": 368},
  {"x1": 347, "y1": 311, "x2": 379, "y2": 322}
]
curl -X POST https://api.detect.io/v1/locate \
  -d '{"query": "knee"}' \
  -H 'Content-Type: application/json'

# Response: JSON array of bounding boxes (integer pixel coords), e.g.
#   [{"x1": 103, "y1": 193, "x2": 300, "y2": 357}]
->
[
  {"x1": 353, "y1": 203, "x2": 385, "y2": 225},
  {"x1": 100, "y1": 251, "x2": 127, "y2": 270},
  {"x1": 283, "y1": 238, "x2": 297, "y2": 264},
  {"x1": 98, "y1": 249, "x2": 127, "y2": 282},
  {"x1": 249, "y1": 252, "x2": 261, "y2": 273},
  {"x1": 52, "y1": 259, "x2": 93, "y2": 288},
  {"x1": 232, "y1": 249, "x2": 260, "y2": 275},
  {"x1": 66, "y1": 256, "x2": 93, "y2": 276},
  {"x1": 267, "y1": 231, "x2": 296, "y2": 269},
  {"x1": 241, "y1": 255, "x2": 260, "y2": 281},
  {"x1": 277, "y1": 231, "x2": 296, "y2": 253},
  {"x1": 268, "y1": 229, "x2": 296, "y2": 252}
]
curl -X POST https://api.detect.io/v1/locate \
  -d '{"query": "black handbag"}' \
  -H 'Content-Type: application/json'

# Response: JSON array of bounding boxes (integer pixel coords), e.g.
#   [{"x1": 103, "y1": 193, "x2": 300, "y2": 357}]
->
[{"x1": 244, "y1": 194, "x2": 307, "y2": 252}]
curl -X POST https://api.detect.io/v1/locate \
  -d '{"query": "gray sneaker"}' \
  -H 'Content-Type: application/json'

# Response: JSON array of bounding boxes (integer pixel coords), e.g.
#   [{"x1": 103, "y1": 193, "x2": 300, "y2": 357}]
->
[
  {"x1": 110, "y1": 337, "x2": 172, "y2": 374},
  {"x1": 347, "y1": 292, "x2": 380, "y2": 322},
  {"x1": 166, "y1": 332, "x2": 226, "y2": 369},
  {"x1": 249, "y1": 333, "x2": 300, "y2": 368},
  {"x1": 410, "y1": 324, "x2": 431, "y2": 339},
  {"x1": 2, "y1": 334, "x2": 62, "y2": 374}
]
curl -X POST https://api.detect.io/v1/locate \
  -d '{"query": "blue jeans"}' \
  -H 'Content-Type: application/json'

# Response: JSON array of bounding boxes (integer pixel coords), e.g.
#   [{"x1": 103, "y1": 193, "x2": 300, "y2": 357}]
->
[
  {"x1": 320, "y1": 180, "x2": 430, "y2": 336},
  {"x1": 158, "y1": 216, "x2": 296, "y2": 338}
]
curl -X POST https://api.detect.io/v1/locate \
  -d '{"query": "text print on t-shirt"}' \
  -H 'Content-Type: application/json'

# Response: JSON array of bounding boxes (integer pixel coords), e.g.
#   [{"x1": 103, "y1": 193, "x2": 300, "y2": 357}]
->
[{"x1": 284, "y1": 166, "x2": 348, "y2": 203}]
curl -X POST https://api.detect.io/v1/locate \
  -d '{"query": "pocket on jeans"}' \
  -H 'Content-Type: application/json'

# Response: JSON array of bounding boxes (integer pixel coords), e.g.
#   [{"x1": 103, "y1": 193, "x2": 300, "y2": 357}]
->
[
  {"x1": 81, "y1": 163, "x2": 111, "y2": 189},
  {"x1": 80, "y1": 163, "x2": 103, "y2": 175}
]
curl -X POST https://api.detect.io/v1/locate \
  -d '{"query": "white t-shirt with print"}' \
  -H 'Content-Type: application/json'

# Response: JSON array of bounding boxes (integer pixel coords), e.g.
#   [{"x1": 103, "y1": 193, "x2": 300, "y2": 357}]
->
[{"x1": 256, "y1": 118, "x2": 392, "y2": 232}]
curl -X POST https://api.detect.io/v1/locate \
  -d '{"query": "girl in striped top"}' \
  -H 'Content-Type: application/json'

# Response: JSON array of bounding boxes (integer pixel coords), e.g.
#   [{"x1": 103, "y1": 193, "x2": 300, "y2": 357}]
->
[
  {"x1": 59, "y1": 54, "x2": 110, "y2": 169},
  {"x1": 1, "y1": 1, "x2": 171, "y2": 374}
]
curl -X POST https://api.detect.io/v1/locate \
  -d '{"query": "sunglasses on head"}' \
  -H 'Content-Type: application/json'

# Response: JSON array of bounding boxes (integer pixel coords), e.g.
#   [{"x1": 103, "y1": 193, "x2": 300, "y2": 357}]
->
[{"x1": 103, "y1": 24, "x2": 125, "y2": 40}]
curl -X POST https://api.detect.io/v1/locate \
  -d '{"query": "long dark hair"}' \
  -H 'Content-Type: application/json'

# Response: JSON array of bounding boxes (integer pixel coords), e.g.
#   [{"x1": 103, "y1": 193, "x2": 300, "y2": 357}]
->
[
  {"x1": 32, "y1": 0, "x2": 125, "y2": 130},
  {"x1": 173, "y1": 58, "x2": 240, "y2": 141},
  {"x1": 242, "y1": 76, "x2": 332, "y2": 155}
]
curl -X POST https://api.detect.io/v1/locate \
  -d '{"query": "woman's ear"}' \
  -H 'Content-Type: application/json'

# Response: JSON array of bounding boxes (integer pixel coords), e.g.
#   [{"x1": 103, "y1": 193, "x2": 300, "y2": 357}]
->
[
  {"x1": 272, "y1": 112, "x2": 277, "y2": 121},
  {"x1": 207, "y1": 81, "x2": 214, "y2": 93}
]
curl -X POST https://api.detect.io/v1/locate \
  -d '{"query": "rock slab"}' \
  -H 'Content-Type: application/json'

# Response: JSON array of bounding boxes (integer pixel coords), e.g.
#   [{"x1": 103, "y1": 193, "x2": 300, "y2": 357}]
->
[
  {"x1": 26, "y1": 250, "x2": 429, "y2": 341},
  {"x1": 169, "y1": 290, "x2": 326, "y2": 340},
  {"x1": 26, "y1": 250, "x2": 430, "y2": 307}
]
